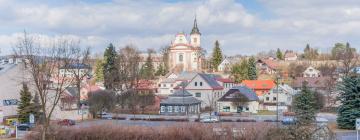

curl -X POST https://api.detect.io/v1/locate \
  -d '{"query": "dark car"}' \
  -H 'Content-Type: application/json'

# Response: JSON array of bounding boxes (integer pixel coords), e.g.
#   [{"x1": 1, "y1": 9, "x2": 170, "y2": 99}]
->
[{"x1": 57, "y1": 119, "x2": 76, "y2": 126}]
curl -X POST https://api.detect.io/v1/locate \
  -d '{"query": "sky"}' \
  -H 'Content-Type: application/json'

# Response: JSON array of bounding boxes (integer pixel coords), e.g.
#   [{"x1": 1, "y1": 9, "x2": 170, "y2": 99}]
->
[{"x1": 1, "y1": 0, "x2": 360, "y2": 56}]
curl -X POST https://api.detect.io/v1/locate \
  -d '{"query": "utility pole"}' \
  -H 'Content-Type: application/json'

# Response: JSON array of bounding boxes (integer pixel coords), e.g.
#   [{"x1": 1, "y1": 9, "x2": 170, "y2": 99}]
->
[{"x1": 276, "y1": 73, "x2": 280, "y2": 128}]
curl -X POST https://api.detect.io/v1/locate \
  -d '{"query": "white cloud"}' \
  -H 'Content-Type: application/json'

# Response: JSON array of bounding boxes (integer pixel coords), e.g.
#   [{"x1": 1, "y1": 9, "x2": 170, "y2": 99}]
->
[{"x1": 0, "y1": 0, "x2": 360, "y2": 56}]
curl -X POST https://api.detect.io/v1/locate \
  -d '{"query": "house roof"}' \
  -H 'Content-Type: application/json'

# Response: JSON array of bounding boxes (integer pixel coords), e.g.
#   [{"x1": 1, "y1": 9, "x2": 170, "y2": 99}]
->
[
  {"x1": 216, "y1": 78, "x2": 234, "y2": 83},
  {"x1": 198, "y1": 73, "x2": 223, "y2": 90},
  {"x1": 292, "y1": 77, "x2": 332, "y2": 89},
  {"x1": 241, "y1": 80, "x2": 275, "y2": 90},
  {"x1": 64, "y1": 87, "x2": 79, "y2": 97},
  {"x1": 257, "y1": 59, "x2": 278, "y2": 70},
  {"x1": 160, "y1": 90, "x2": 201, "y2": 105},
  {"x1": 177, "y1": 71, "x2": 198, "y2": 81},
  {"x1": 60, "y1": 63, "x2": 91, "y2": 69},
  {"x1": 218, "y1": 86, "x2": 259, "y2": 102}
]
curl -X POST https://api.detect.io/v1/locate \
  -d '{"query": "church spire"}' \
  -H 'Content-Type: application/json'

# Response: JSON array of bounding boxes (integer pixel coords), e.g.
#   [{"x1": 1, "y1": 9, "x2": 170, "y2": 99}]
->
[{"x1": 190, "y1": 16, "x2": 201, "y2": 35}]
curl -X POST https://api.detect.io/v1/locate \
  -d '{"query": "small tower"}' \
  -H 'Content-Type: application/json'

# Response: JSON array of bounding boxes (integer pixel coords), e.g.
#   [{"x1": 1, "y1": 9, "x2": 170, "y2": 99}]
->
[{"x1": 190, "y1": 17, "x2": 201, "y2": 48}]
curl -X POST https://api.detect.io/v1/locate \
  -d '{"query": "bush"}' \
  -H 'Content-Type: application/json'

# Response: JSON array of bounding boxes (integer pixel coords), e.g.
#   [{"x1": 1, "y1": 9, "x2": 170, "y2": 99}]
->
[{"x1": 26, "y1": 123, "x2": 273, "y2": 140}]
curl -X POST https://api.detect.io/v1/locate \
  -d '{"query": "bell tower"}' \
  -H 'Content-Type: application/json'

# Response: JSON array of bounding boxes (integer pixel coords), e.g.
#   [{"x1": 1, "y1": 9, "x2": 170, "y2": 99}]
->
[{"x1": 190, "y1": 17, "x2": 201, "y2": 48}]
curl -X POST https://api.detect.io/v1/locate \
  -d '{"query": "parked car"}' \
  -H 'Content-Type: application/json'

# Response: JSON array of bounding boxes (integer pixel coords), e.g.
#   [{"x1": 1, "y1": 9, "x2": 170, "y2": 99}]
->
[
  {"x1": 281, "y1": 116, "x2": 296, "y2": 125},
  {"x1": 200, "y1": 116, "x2": 219, "y2": 123},
  {"x1": 17, "y1": 124, "x2": 31, "y2": 131},
  {"x1": 57, "y1": 119, "x2": 76, "y2": 126},
  {"x1": 97, "y1": 112, "x2": 112, "y2": 120}
]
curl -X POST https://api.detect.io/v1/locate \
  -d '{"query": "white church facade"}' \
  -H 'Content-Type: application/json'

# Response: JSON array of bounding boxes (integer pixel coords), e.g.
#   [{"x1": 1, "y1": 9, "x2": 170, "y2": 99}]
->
[{"x1": 168, "y1": 18, "x2": 204, "y2": 72}]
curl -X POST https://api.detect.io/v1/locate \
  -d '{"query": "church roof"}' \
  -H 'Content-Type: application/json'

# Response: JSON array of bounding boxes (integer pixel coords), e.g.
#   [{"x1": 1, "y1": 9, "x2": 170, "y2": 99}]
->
[{"x1": 190, "y1": 17, "x2": 201, "y2": 35}]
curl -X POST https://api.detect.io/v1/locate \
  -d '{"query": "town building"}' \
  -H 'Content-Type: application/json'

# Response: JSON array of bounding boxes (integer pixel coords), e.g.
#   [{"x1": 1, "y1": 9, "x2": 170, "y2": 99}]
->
[
  {"x1": 59, "y1": 63, "x2": 92, "y2": 78},
  {"x1": 167, "y1": 18, "x2": 204, "y2": 72},
  {"x1": 263, "y1": 84, "x2": 297, "y2": 111},
  {"x1": 157, "y1": 71, "x2": 198, "y2": 96},
  {"x1": 284, "y1": 50, "x2": 298, "y2": 61},
  {"x1": 292, "y1": 76, "x2": 332, "y2": 91},
  {"x1": 241, "y1": 80, "x2": 275, "y2": 99},
  {"x1": 217, "y1": 58, "x2": 231, "y2": 72},
  {"x1": 256, "y1": 59, "x2": 278, "y2": 74},
  {"x1": 159, "y1": 90, "x2": 201, "y2": 115},
  {"x1": 217, "y1": 86, "x2": 259, "y2": 114},
  {"x1": 303, "y1": 66, "x2": 321, "y2": 77},
  {"x1": 185, "y1": 73, "x2": 224, "y2": 108}
]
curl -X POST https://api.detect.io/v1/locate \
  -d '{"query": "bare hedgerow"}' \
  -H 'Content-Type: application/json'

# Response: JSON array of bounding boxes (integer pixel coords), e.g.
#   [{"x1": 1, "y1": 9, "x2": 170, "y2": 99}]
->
[{"x1": 26, "y1": 123, "x2": 274, "y2": 140}]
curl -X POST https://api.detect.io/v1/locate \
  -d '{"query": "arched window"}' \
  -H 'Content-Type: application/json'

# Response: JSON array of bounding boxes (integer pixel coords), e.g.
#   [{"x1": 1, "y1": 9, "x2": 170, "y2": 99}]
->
[{"x1": 179, "y1": 54, "x2": 183, "y2": 62}]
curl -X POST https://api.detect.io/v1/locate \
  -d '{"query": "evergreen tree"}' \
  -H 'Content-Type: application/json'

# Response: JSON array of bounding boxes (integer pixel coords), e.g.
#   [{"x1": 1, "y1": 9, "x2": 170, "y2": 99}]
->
[
  {"x1": 94, "y1": 59, "x2": 104, "y2": 82},
  {"x1": 29, "y1": 92, "x2": 42, "y2": 123},
  {"x1": 247, "y1": 57, "x2": 257, "y2": 80},
  {"x1": 140, "y1": 50, "x2": 155, "y2": 79},
  {"x1": 211, "y1": 40, "x2": 223, "y2": 71},
  {"x1": 276, "y1": 48, "x2": 283, "y2": 60},
  {"x1": 293, "y1": 83, "x2": 317, "y2": 125},
  {"x1": 231, "y1": 59, "x2": 249, "y2": 83},
  {"x1": 155, "y1": 63, "x2": 167, "y2": 76},
  {"x1": 103, "y1": 43, "x2": 119, "y2": 90},
  {"x1": 337, "y1": 76, "x2": 360, "y2": 129},
  {"x1": 17, "y1": 83, "x2": 32, "y2": 123}
]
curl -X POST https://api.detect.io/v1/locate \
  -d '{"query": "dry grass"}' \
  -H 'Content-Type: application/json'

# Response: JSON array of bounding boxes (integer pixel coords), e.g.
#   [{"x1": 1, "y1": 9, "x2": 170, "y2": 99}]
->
[{"x1": 26, "y1": 123, "x2": 274, "y2": 140}]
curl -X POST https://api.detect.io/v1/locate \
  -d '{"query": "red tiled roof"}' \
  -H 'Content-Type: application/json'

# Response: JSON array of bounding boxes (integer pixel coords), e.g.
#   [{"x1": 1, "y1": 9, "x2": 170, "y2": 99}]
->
[
  {"x1": 241, "y1": 80, "x2": 275, "y2": 90},
  {"x1": 258, "y1": 59, "x2": 279, "y2": 70}
]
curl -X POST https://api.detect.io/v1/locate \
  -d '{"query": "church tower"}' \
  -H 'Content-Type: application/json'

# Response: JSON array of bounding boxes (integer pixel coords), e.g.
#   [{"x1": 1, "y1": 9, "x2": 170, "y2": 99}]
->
[{"x1": 190, "y1": 17, "x2": 201, "y2": 48}]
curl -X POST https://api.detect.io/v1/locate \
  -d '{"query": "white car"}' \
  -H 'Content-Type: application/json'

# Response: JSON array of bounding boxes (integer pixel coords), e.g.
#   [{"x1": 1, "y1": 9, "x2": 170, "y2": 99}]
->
[
  {"x1": 200, "y1": 116, "x2": 219, "y2": 123},
  {"x1": 97, "y1": 113, "x2": 112, "y2": 120}
]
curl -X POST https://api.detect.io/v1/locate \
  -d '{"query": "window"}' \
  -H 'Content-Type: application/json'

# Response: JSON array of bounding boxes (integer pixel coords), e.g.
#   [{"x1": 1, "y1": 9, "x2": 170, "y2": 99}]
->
[
  {"x1": 246, "y1": 107, "x2": 249, "y2": 111},
  {"x1": 160, "y1": 106, "x2": 165, "y2": 112},
  {"x1": 223, "y1": 106, "x2": 230, "y2": 112},
  {"x1": 200, "y1": 82, "x2": 203, "y2": 86},
  {"x1": 194, "y1": 38, "x2": 197, "y2": 43},
  {"x1": 273, "y1": 97, "x2": 277, "y2": 101},
  {"x1": 181, "y1": 106, "x2": 186, "y2": 112},
  {"x1": 179, "y1": 54, "x2": 183, "y2": 62},
  {"x1": 170, "y1": 90, "x2": 173, "y2": 93},
  {"x1": 266, "y1": 97, "x2": 269, "y2": 101},
  {"x1": 195, "y1": 82, "x2": 197, "y2": 86},
  {"x1": 168, "y1": 106, "x2": 172, "y2": 112},
  {"x1": 195, "y1": 93, "x2": 201, "y2": 97},
  {"x1": 174, "y1": 106, "x2": 179, "y2": 112},
  {"x1": 170, "y1": 84, "x2": 173, "y2": 87},
  {"x1": 158, "y1": 84, "x2": 161, "y2": 87},
  {"x1": 163, "y1": 84, "x2": 166, "y2": 87}
]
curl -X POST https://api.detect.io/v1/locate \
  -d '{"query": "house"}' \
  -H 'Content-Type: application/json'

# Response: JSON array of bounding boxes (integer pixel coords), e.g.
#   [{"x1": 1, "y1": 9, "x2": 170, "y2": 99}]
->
[
  {"x1": 60, "y1": 87, "x2": 79, "y2": 110},
  {"x1": 157, "y1": 71, "x2": 198, "y2": 96},
  {"x1": 136, "y1": 80, "x2": 158, "y2": 94},
  {"x1": 185, "y1": 73, "x2": 224, "y2": 108},
  {"x1": 217, "y1": 86, "x2": 259, "y2": 114},
  {"x1": 284, "y1": 51, "x2": 298, "y2": 61},
  {"x1": 217, "y1": 58, "x2": 231, "y2": 72},
  {"x1": 263, "y1": 84, "x2": 297, "y2": 111},
  {"x1": 303, "y1": 66, "x2": 321, "y2": 77},
  {"x1": 59, "y1": 63, "x2": 92, "y2": 78},
  {"x1": 292, "y1": 76, "x2": 332, "y2": 91},
  {"x1": 241, "y1": 80, "x2": 275, "y2": 99},
  {"x1": 256, "y1": 59, "x2": 278, "y2": 74},
  {"x1": 159, "y1": 90, "x2": 201, "y2": 115}
]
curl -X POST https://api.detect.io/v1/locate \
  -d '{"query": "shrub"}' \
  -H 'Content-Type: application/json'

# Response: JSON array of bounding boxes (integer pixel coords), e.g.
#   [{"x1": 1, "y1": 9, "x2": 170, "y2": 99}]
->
[{"x1": 26, "y1": 123, "x2": 273, "y2": 140}]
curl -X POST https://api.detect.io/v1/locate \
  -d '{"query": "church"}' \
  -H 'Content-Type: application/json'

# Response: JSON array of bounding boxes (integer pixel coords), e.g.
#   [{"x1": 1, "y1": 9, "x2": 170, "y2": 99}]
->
[{"x1": 168, "y1": 18, "x2": 204, "y2": 72}]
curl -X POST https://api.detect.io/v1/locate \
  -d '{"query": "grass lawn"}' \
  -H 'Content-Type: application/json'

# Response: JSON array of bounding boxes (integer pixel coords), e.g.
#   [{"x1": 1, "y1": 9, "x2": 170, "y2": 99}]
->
[{"x1": 256, "y1": 110, "x2": 276, "y2": 115}]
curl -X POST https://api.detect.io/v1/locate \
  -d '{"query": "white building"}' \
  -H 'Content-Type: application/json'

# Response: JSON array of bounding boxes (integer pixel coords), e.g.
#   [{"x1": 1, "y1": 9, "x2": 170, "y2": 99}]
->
[
  {"x1": 168, "y1": 18, "x2": 204, "y2": 72},
  {"x1": 157, "y1": 72, "x2": 197, "y2": 96},
  {"x1": 217, "y1": 58, "x2": 231, "y2": 72},
  {"x1": 217, "y1": 86, "x2": 260, "y2": 114},
  {"x1": 185, "y1": 73, "x2": 224, "y2": 108},
  {"x1": 284, "y1": 51, "x2": 298, "y2": 61},
  {"x1": 263, "y1": 84, "x2": 297, "y2": 111},
  {"x1": 59, "y1": 64, "x2": 92, "y2": 78},
  {"x1": 303, "y1": 66, "x2": 321, "y2": 77}
]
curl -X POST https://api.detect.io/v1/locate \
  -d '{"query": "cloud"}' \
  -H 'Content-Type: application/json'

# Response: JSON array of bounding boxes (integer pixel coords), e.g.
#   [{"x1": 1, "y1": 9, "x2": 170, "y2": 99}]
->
[{"x1": 0, "y1": 0, "x2": 360, "y2": 56}]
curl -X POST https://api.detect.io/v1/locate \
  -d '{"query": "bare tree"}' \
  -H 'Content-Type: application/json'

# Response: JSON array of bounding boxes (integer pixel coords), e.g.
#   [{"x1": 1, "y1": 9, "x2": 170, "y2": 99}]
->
[
  {"x1": 116, "y1": 45, "x2": 141, "y2": 92},
  {"x1": 66, "y1": 45, "x2": 91, "y2": 109},
  {"x1": 14, "y1": 32, "x2": 78, "y2": 140},
  {"x1": 88, "y1": 90, "x2": 116, "y2": 118}
]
